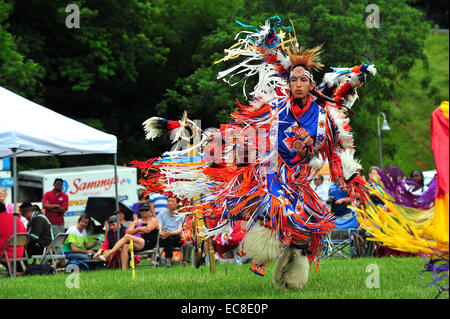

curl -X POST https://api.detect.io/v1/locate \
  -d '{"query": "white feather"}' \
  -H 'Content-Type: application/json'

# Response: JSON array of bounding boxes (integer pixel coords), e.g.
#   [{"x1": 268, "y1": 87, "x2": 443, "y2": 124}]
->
[
  {"x1": 142, "y1": 117, "x2": 164, "y2": 140},
  {"x1": 340, "y1": 148, "x2": 362, "y2": 180},
  {"x1": 367, "y1": 64, "x2": 377, "y2": 75},
  {"x1": 328, "y1": 107, "x2": 354, "y2": 149},
  {"x1": 308, "y1": 154, "x2": 324, "y2": 170}
]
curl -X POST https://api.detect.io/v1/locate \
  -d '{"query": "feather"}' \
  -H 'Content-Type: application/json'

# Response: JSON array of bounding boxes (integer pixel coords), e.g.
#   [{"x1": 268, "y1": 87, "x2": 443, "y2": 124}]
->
[
  {"x1": 340, "y1": 149, "x2": 362, "y2": 181},
  {"x1": 308, "y1": 153, "x2": 324, "y2": 170},
  {"x1": 328, "y1": 107, "x2": 354, "y2": 149},
  {"x1": 142, "y1": 117, "x2": 172, "y2": 140}
]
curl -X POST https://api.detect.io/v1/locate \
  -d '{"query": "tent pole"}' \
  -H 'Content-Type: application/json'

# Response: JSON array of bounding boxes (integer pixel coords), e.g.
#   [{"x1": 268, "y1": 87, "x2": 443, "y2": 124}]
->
[
  {"x1": 113, "y1": 153, "x2": 121, "y2": 268},
  {"x1": 12, "y1": 148, "x2": 17, "y2": 278},
  {"x1": 114, "y1": 153, "x2": 119, "y2": 212}
]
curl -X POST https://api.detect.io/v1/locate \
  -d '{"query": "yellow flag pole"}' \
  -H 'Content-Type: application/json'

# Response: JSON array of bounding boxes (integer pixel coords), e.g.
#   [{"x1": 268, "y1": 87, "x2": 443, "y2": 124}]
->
[{"x1": 129, "y1": 239, "x2": 136, "y2": 280}]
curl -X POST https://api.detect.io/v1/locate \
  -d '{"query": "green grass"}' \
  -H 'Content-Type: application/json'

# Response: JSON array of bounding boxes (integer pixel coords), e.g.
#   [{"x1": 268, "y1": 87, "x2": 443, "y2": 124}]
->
[{"x1": 0, "y1": 257, "x2": 445, "y2": 299}]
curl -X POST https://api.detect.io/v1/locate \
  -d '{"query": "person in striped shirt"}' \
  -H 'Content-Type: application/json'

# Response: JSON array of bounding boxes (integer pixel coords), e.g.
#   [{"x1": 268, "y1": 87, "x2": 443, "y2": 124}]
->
[{"x1": 149, "y1": 192, "x2": 168, "y2": 217}]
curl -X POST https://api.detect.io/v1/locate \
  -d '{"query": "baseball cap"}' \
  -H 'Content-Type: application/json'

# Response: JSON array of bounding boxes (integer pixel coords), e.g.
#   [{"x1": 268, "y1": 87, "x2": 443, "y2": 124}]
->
[{"x1": 138, "y1": 202, "x2": 151, "y2": 211}]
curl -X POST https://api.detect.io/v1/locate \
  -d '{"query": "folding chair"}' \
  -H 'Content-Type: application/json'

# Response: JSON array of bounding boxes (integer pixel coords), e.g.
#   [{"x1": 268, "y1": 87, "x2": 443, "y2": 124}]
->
[
  {"x1": 0, "y1": 233, "x2": 30, "y2": 276},
  {"x1": 321, "y1": 213, "x2": 359, "y2": 260},
  {"x1": 135, "y1": 230, "x2": 161, "y2": 267},
  {"x1": 31, "y1": 233, "x2": 68, "y2": 271}
]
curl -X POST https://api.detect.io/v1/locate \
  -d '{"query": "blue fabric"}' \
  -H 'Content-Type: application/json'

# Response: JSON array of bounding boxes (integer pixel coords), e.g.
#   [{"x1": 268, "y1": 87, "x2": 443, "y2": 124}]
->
[
  {"x1": 158, "y1": 211, "x2": 185, "y2": 232},
  {"x1": 276, "y1": 100, "x2": 319, "y2": 167},
  {"x1": 335, "y1": 214, "x2": 359, "y2": 229},
  {"x1": 65, "y1": 252, "x2": 90, "y2": 261}
]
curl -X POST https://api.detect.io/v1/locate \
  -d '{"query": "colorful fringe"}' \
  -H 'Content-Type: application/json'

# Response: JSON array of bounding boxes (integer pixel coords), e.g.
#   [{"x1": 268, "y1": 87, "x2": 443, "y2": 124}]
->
[
  {"x1": 134, "y1": 16, "x2": 377, "y2": 272},
  {"x1": 355, "y1": 102, "x2": 449, "y2": 298}
]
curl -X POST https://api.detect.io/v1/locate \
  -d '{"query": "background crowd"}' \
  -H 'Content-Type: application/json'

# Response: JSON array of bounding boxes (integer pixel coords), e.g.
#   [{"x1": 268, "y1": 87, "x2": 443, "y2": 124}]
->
[{"x1": 0, "y1": 165, "x2": 433, "y2": 274}]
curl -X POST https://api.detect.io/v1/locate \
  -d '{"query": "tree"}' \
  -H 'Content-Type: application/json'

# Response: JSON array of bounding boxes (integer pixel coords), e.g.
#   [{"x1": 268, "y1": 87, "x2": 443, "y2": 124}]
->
[
  {"x1": 157, "y1": 0, "x2": 432, "y2": 173},
  {"x1": 0, "y1": 0, "x2": 44, "y2": 99}
]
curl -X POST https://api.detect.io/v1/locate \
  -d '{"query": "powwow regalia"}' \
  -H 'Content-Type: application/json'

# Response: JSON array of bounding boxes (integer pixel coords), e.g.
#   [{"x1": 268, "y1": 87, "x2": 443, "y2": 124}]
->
[
  {"x1": 132, "y1": 16, "x2": 377, "y2": 289},
  {"x1": 354, "y1": 101, "x2": 449, "y2": 298}
]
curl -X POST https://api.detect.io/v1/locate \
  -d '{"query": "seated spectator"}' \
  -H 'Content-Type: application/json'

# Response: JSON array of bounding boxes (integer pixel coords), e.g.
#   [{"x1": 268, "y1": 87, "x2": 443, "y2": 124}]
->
[
  {"x1": 20, "y1": 202, "x2": 53, "y2": 256},
  {"x1": 62, "y1": 214, "x2": 97, "y2": 261},
  {"x1": 158, "y1": 196, "x2": 185, "y2": 268},
  {"x1": 97, "y1": 202, "x2": 159, "y2": 270},
  {"x1": 0, "y1": 202, "x2": 27, "y2": 271},
  {"x1": 367, "y1": 166, "x2": 380, "y2": 185},
  {"x1": 149, "y1": 192, "x2": 168, "y2": 217},
  {"x1": 408, "y1": 170, "x2": 427, "y2": 195},
  {"x1": 0, "y1": 202, "x2": 27, "y2": 272},
  {"x1": 93, "y1": 215, "x2": 126, "y2": 266},
  {"x1": 118, "y1": 209, "x2": 131, "y2": 228},
  {"x1": 132, "y1": 193, "x2": 149, "y2": 221},
  {"x1": 312, "y1": 174, "x2": 329, "y2": 207},
  {"x1": 328, "y1": 182, "x2": 355, "y2": 219}
]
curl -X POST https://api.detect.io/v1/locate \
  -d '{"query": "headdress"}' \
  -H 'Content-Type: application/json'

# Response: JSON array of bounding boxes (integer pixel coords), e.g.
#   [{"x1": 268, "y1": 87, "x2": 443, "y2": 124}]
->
[
  {"x1": 215, "y1": 16, "x2": 376, "y2": 109},
  {"x1": 215, "y1": 16, "x2": 324, "y2": 98}
]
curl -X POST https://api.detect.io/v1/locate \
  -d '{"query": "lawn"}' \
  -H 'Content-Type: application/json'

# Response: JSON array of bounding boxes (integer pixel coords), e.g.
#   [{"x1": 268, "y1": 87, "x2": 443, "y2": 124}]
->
[{"x1": 0, "y1": 256, "x2": 445, "y2": 299}]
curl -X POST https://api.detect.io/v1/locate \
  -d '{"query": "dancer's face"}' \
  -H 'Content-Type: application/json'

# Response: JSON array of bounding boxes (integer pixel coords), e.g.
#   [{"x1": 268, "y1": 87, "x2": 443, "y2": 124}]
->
[{"x1": 289, "y1": 75, "x2": 313, "y2": 99}]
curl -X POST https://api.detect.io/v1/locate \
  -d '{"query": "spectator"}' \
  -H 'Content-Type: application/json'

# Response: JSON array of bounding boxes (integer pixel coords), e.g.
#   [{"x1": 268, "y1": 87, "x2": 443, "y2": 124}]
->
[
  {"x1": 409, "y1": 170, "x2": 427, "y2": 195},
  {"x1": 118, "y1": 209, "x2": 130, "y2": 228},
  {"x1": 312, "y1": 174, "x2": 329, "y2": 206},
  {"x1": 93, "y1": 215, "x2": 126, "y2": 265},
  {"x1": 149, "y1": 192, "x2": 168, "y2": 218},
  {"x1": 356, "y1": 168, "x2": 367, "y2": 183},
  {"x1": 367, "y1": 166, "x2": 380, "y2": 186},
  {"x1": 42, "y1": 178, "x2": 69, "y2": 236},
  {"x1": 328, "y1": 182, "x2": 353, "y2": 218},
  {"x1": 0, "y1": 202, "x2": 27, "y2": 271},
  {"x1": 62, "y1": 214, "x2": 96, "y2": 261},
  {"x1": 97, "y1": 202, "x2": 159, "y2": 270},
  {"x1": 132, "y1": 192, "x2": 148, "y2": 221},
  {"x1": 0, "y1": 188, "x2": 14, "y2": 215},
  {"x1": 158, "y1": 196, "x2": 185, "y2": 268},
  {"x1": 366, "y1": 166, "x2": 385, "y2": 207},
  {"x1": 20, "y1": 202, "x2": 53, "y2": 256}
]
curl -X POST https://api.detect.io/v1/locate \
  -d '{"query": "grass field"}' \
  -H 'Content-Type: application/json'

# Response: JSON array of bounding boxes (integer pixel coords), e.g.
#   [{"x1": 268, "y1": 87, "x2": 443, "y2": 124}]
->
[{"x1": 0, "y1": 256, "x2": 445, "y2": 299}]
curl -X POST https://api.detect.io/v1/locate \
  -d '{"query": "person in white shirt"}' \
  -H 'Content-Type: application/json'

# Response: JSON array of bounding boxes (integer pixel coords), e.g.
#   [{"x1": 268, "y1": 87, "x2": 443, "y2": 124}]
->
[
  {"x1": 408, "y1": 170, "x2": 427, "y2": 195},
  {"x1": 313, "y1": 174, "x2": 329, "y2": 207}
]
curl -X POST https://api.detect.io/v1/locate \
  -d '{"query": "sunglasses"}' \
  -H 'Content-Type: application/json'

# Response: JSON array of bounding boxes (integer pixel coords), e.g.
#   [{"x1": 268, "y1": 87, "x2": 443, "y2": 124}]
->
[{"x1": 54, "y1": 181, "x2": 63, "y2": 185}]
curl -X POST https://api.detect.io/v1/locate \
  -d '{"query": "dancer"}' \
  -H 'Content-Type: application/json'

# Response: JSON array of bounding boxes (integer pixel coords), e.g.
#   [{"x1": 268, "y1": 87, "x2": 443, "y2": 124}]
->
[{"x1": 134, "y1": 17, "x2": 376, "y2": 289}]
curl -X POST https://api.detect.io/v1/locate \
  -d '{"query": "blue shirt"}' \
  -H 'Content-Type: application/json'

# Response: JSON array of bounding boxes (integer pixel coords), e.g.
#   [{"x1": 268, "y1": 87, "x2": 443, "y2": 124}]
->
[
  {"x1": 328, "y1": 182, "x2": 352, "y2": 217},
  {"x1": 149, "y1": 193, "x2": 168, "y2": 216},
  {"x1": 158, "y1": 210, "x2": 185, "y2": 232}
]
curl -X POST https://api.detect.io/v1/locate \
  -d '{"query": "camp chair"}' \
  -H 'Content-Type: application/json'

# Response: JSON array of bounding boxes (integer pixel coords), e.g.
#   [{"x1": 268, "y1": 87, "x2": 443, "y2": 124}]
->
[
  {"x1": 135, "y1": 230, "x2": 161, "y2": 267},
  {"x1": 0, "y1": 233, "x2": 30, "y2": 276},
  {"x1": 31, "y1": 233, "x2": 68, "y2": 271},
  {"x1": 321, "y1": 212, "x2": 359, "y2": 260}
]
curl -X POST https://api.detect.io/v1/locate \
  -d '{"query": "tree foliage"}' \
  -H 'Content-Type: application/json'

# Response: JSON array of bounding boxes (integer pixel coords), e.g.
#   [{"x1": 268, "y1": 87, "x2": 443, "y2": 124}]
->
[{"x1": 1, "y1": 0, "x2": 444, "y2": 176}]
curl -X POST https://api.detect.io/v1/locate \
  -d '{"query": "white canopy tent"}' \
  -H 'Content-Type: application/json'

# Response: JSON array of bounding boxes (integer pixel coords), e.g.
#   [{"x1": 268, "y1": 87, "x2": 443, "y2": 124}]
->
[{"x1": 0, "y1": 85, "x2": 119, "y2": 277}]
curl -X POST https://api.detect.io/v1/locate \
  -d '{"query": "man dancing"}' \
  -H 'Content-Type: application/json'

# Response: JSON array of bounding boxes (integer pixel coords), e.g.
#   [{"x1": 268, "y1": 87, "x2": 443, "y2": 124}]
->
[{"x1": 136, "y1": 17, "x2": 375, "y2": 289}]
